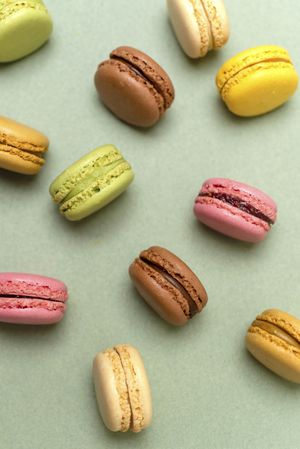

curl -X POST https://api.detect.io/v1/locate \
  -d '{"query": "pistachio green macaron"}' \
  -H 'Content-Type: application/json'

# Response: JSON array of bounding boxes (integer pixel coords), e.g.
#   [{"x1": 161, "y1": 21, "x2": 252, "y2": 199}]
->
[
  {"x1": 49, "y1": 145, "x2": 134, "y2": 221},
  {"x1": 0, "y1": 0, "x2": 53, "y2": 62}
]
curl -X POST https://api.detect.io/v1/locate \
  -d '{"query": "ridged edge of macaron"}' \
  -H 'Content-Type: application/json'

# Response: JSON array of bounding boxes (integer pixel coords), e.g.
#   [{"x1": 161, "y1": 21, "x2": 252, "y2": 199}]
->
[
  {"x1": 201, "y1": 0, "x2": 229, "y2": 49},
  {"x1": 0, "y1": 1, "x2": 49, "y2": 21},
  {"x1": 216, "y1": 46, "x2": 292, "y2": 91},
  {"x1": 50, "y1": 146, "x2": 124, "y2": 203}
]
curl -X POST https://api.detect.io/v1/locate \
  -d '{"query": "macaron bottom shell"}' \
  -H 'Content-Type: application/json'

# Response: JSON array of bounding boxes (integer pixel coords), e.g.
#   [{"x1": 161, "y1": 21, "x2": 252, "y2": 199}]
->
[
  {"x1": 0, "y1": 6, "x2": 53, "y2": 63},
  {"x1": 194, "y1": 201, "x2": 269, "y2": 243},
  {"x1": 222, "y1": 62, "x2": 299, "y2": 117},
  {"x1": 0, "y1": 297, "x2": 66, "y2": 325}
]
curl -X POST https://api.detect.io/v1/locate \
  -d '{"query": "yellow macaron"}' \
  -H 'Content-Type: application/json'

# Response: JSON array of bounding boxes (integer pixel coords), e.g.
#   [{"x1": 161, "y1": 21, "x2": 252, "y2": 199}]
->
[{"x1": 216, "y1": 45, "x2": 299, "y2": 117}]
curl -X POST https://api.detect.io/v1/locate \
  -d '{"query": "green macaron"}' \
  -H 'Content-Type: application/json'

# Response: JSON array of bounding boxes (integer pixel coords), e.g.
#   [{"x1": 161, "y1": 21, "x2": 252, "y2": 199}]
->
[
  {"x1": 49, "y1": 145, "x2": 134, "y2": 221},
  {"x1": 0, "y1": 0, "x2": 53, "y2": 63}
]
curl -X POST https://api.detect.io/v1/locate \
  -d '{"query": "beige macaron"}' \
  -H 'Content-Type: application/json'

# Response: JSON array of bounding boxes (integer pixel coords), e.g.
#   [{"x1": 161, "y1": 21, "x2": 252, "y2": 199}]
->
[
  {"x1": 0, "y1": 115, "x2": 49, "y2": 175},
  {"x1": 93, "y1": 344, "x2": 152, "y2": 432},
  {"x1": 246, "y1": 309, "x2": 300, "y2": 383},
  {"x1": 167, "y1": 0, "x2": 229, "y2": 58}
]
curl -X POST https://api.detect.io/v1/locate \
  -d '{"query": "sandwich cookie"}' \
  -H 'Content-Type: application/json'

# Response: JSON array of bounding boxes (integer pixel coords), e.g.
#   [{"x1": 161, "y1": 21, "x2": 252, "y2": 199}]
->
[
  {"x1": 0, "y1": 0, "x2": 53, "y2": 62},
  {"x1": 0, "y1": 115, "x2": 49, "y2": 174},
  {"x1": 0, "y1": 273, "x2": 68, "y2": 325},
  {"x1": 94, "y1": 46, "x2": 175, "y2": 127},
  {"x1": 93, "y1": 344, "x2": 152, "y2": 432},
  {"x1": 194, "y1": 178, "x2": 277, "y2": 243},
  {"x1": 246, "y1": 309, "x2": 300, "y2": 383},
  {"x1": 216, "y1": 45, "x2": 299, "y2": 116},
  {"x1": 49, "y1": 145, "x2": 134, "y2": 221},
  {"x1": 167, "y1": 0, "x2": 229, "y2": 58},
  {"x1": 129, "y1": 246, "x2": 208, "y2": 326}
]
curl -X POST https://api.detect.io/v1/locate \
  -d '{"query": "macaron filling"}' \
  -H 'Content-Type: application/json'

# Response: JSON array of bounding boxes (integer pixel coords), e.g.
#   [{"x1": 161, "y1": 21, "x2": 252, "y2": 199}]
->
[
  {"x1": 251, "y1": 319, "x2": 300, "y2": 349},
  {"x1": 198, "y1": 192, "x2": 274, "y2": 225},
  {"x1": 140, "y1": 256, "x2": 199, "y2": 318}
]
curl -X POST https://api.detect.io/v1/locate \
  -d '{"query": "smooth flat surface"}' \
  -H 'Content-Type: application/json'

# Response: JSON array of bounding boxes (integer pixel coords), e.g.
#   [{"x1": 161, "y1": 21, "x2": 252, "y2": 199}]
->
[{"x1": 0, "y1": 1, "x2": 300, "y2": 448}]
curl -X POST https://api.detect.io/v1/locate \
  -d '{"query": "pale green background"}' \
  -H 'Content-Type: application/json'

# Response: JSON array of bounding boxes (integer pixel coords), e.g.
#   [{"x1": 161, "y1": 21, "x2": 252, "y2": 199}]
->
[{"x1": 1, "y1": 1, "x2": 300, "y2": 448}]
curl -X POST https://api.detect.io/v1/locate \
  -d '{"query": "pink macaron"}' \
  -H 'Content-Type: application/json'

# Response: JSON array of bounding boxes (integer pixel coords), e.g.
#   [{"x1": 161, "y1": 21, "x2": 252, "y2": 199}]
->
[
  {"x1": 193, "y1": 178, "x2": 277, "y2": 243},
  {"x1": 0, "y1": 273, "x2": 68, "y2": 325}
]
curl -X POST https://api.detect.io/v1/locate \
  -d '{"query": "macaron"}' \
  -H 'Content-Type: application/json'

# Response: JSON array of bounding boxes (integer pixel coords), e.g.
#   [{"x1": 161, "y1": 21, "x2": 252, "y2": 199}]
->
[
  {"x1": 216, "y1": 45, "x2": 299, "y2": 116},
  {"x1": 0, "y1": 115, "x2": 49, "y2": 174},
  {"x1": 129, "y1": 246, "x2": 208, "y2": 326},
  {"x1": 0, "y1": 273, "x2": 68, "y2": 325},
  {"x1": 49, "y1": 145, "x2": 134, "y2": 221},
  {"x1": 93, "y1": 344, "x2": 152, "y2": 432},
  {"x1": 94, "y1": 46, "x2": 175, "y2": 127},
  {"x1": 194, "y1": 178, "x2": 277, "y2": 243},
  {"x1": 167, "y1": 0, "x2": 229, "y2": 58},
  {"x1": 246, "y1": 309, "x2": 300, "y2": 383},
  {"x1": 0, "y1": 0, "x2": 53, "y2": 63}
]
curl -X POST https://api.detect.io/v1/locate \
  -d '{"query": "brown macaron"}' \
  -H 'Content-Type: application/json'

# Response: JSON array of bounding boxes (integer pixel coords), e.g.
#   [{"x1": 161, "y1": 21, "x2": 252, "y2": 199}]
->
[
  {"x1": 94, "y1": 46, "x2": 175, "y2": 128},
  {"x1": 129, "y1": 246, "x2": 208, "y2": 326}
]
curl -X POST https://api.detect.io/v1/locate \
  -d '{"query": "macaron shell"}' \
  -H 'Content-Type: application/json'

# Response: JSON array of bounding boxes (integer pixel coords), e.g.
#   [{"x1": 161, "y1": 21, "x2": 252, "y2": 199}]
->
[
  {"x1": 93, "y1": 350, "x2": 131, "y2": 432},
  {"x1": 129, "y1": 258, "x2": 189, "y2": 326},
  {"x1": 246, "y1": 310, "x2": 300, "y2": 383},
  {"x1": 0, "y1": 148, "x2": 44, "y2": 174},
  {"x1": 115, "y1": 345, "x2": 152, "y2": 432},
  {"x1": 95, "y1": 60, "x2": 163, "y2": 127},
  {"x1": 222, "y1": 62, "x2": 299, "y2": 117},
  {"x1": 0, "y1": 272, "x2": 68, "y2": 300},
  {"x1": 0, "y1": 116, "x2": 49, "y2": 150},
  {"x1": 194, "y1": 200, "x2": 268, "y2": 242},
  {"x1": 0, "y1": 298, "x2": 66, "y2": 325},
  {"x1": 0, "y1": 2, "x2": 53, "y2": 62},
  {"x1": 167, "y1": 0, "x2": 210, "y2": 58}
]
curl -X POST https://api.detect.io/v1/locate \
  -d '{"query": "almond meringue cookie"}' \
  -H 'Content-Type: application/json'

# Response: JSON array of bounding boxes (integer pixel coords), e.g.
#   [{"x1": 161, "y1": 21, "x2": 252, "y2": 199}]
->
[{"x1": 167, "y1": 0, "x2": 230, "y2": 58}]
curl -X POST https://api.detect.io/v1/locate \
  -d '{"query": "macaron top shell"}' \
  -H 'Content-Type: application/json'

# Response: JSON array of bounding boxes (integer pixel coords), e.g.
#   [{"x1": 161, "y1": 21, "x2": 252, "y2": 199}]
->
[
  {"x1": 200, "y1": 178, "x2": 277, "y2": 222},
  {"x1": 0, "y1": 272, "x2": 68, "y2": 301},
  {"x1": 0, "y1": 115, "x2": 49, "y2": 151}
]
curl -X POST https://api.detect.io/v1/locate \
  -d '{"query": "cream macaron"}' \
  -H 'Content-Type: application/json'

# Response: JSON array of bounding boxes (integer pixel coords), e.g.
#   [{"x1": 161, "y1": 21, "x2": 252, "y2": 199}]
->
[
  {"x1": 167, "y1": 0, "x2": 229, "y2": 58},
  {"x1": 246, "y1": 309, "x2": 300, "y2": 383},
  {"x1": 93, "y1": 344, "x2": 152, "y2": 432}
]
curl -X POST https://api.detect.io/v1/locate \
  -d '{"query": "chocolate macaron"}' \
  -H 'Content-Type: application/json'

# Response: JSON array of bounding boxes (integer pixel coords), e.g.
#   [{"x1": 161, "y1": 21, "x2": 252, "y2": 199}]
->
[
  {"x1": 94, "y1": 46, "x2": 175, "y2": 127},
  {"x1": 129, "y1": 246, "x2": 208, "y2": 326}
]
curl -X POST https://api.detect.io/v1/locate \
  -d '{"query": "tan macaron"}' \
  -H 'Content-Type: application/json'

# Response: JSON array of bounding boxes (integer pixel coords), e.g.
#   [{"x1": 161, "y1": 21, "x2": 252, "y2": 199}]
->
[
  {"x1": 93, "y1": 344, "x2": 152, "y2": 432},
  {"x1": 0, "y1": 116, "x2": 49, "y2": 175},
  {"x1": 246, "y1": 309, "x2": 300, "y2": 383},
  {"x1": 167, "y1": 0, "x2": 230, "y2": 58}
]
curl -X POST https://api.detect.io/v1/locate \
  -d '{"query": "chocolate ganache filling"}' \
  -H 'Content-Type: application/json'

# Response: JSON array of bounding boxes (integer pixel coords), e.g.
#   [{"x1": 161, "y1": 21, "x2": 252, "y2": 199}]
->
[
  {"x1": 199, "y1": 192, "x2": 274, "y2": 225},
  {"x1": 140, "y1": 257, "x2": 198, "y2": 318}
]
